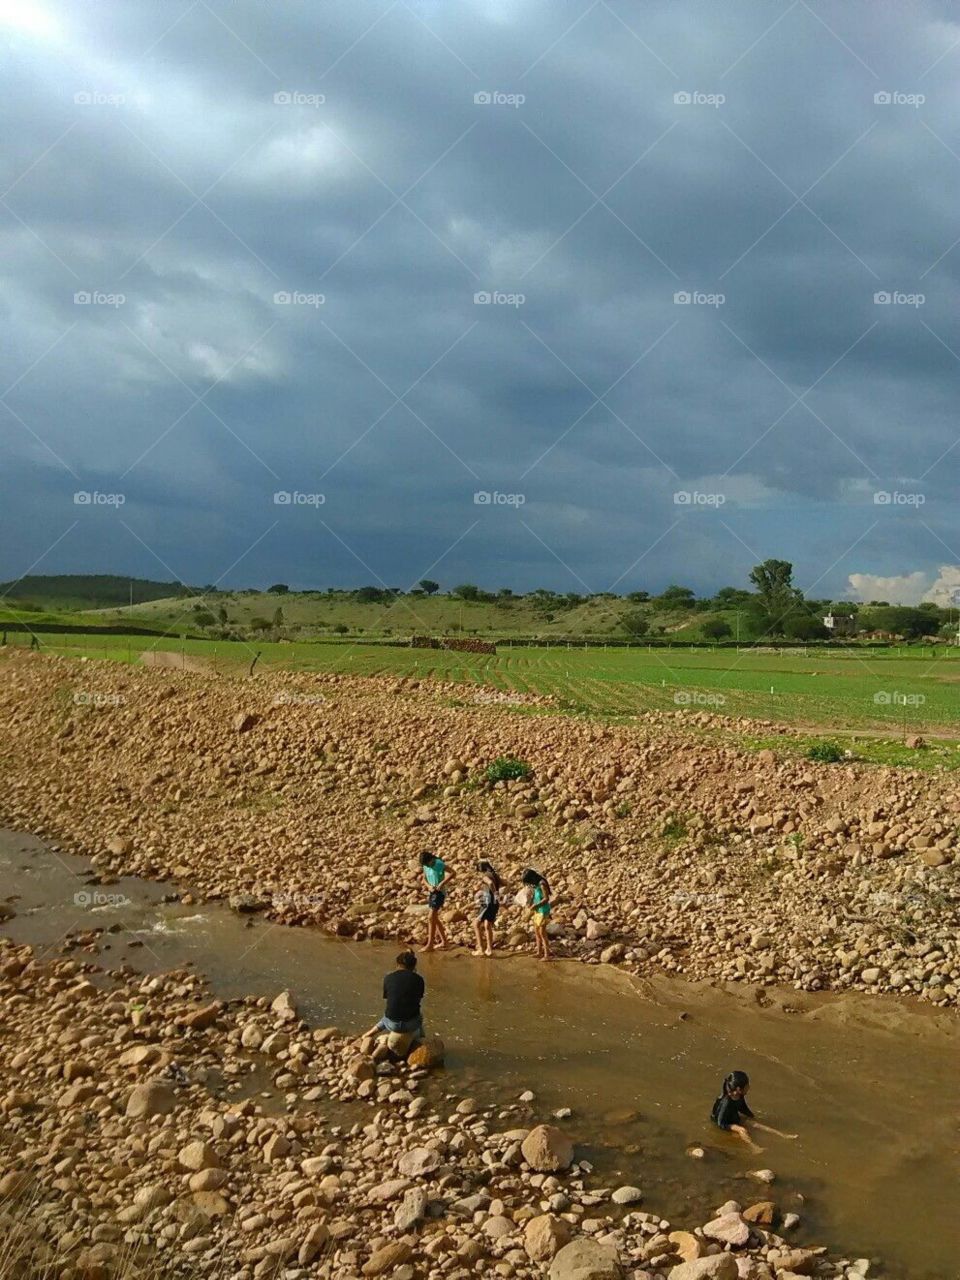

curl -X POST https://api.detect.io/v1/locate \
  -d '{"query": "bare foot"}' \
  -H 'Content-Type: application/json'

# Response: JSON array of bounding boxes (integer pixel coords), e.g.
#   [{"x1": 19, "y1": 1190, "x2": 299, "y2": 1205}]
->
[
  {"x1": 472, "y1": 948, "x2": 484, "y2": 957},
  {"x1": 484, "y1": 948, "x2": 493, "y2": 957}
]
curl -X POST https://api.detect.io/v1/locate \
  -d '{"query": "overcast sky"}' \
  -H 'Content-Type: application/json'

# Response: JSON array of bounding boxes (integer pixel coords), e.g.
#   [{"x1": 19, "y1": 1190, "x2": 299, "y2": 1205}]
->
[{"x1": 2, "y1": 0, "x2": 960, "y2": 603}]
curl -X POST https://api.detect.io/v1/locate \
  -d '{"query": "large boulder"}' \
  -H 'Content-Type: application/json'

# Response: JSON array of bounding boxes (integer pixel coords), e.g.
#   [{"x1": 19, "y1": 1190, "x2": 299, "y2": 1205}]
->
[
  {"x1": 397, "y1": 1146, "x2": 441, "y2": 1177},
  {"x1": 125, "y1": 1081, "x2": 174, "y2": 1118},
  {"x1": 525, "y1": 1214, "x2": 572, "y2": 1262},
  {"x1": 703, "y1": 1212, "x2": 751, "y2": 1247},
  {"x1": 521, "y1": 1124, "x2": 575, "y2": 1172},
  {"x1": 549, "y1": 1238, "x2": 623, "y2": 1280},
  {"x1": 362, "y1": 1242, "x2": 413, "y2": 1276},
  {"x1": 669, "y1": 1256, "x2": 738, "y2": 1280},
  {"x1": 407, "y1": 1036, "x2": 445, "y2": 1069}
]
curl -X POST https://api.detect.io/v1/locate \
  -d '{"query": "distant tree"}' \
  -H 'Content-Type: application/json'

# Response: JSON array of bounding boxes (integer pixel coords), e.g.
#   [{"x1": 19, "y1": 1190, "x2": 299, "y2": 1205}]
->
[
  {"x1": 783, "y1": 614, "x2": 829, "y2": 640},
  {"x1": 626, "y1": 590, "x2": 650, "y2": 603},
  {"x1": 272, "y1": 607, "x2": 284, "y2": 627},
  {"x1": 267, "y1": 583, "x2": 289, "y2": 594},
  {"x1": 250, "y1": 616, "x2": 271, "y2": 632},
  {"x1": 452, "y1": 583, "x2": 480, "y2": 601},
  {"x1": 622, "y1": 611, "x2": 649, "y2": 638},
  {"x1": 354, "y1": 586, "x2": 386, "y2": 603},
  {"x1": 497, "y1": 587, "x2": 514, "y2": 598},
  {"x1": 749, "y1": 560, "x2": 801, "y2": 631},
  {"x1": 859, "y1": 606, "x2": 939, "y2": 639},
  {"x1": 657, "y1": 585, "x2": 696, "y2": 611},
  {"x1": 193, "y1": 609, "x2": 215, "y2": 628},
  {"x1": 713, "y1": 586, "x2": 751, "y2": 606},
  {"x1": 217, "y1": 605, "x2": 228, "y2": 625},
  {"x1": 332, "y1": 622, "x2": 348, "y2": 634},
  {"x1": 419, "y1": 579, "x2": 440, "y2": 595},
  {"x1": 701, "y1": 618, "x2": 732, "y2": 640}
]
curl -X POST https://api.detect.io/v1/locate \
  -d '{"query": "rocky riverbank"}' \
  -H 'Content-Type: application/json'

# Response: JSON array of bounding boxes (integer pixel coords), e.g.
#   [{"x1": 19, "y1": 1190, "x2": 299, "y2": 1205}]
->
[
  {"x1": 0, "y1": 936, "x2": 875, "y2": 1280},
  {"x1": 0, "y1": 651, "x2": 958, "y2": 1005}
]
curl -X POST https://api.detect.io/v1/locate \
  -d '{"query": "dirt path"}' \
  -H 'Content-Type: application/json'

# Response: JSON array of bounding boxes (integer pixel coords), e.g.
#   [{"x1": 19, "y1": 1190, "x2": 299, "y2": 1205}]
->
[{"x1": 139, "y1": 649, "x2": 216, "y2": 675}]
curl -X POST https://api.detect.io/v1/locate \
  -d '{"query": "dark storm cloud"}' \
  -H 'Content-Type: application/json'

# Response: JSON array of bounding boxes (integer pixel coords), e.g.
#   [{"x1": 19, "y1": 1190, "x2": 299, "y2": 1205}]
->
[{"x1": 2, "y1": 0, "x2": 960, "y2": 599}]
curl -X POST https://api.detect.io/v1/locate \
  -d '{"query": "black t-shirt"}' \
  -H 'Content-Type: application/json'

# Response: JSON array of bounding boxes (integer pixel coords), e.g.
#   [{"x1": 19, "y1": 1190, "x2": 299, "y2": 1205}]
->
[
  {"x1": 711, "y1": 1094, "x2": 754, "y2": 1129},
  {"x1": 383, "y1": 969, "x2": 425, "y2": 1022}
]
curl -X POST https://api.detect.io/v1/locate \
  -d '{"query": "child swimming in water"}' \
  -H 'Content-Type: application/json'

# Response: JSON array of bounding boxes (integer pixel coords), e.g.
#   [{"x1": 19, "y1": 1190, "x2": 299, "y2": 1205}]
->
[
  {"x1": 473, "y1": 860, "x2": 501, "y2": 957},
  {"x1": 710, "y1": 1070, "x2": 798, "y2": 1153},
  {"x1": 420, "y1": 851, "x2": 452, "y2": 951},
  {"x1": 522, "y1": 867, "x2": 551, "y2": 961}
]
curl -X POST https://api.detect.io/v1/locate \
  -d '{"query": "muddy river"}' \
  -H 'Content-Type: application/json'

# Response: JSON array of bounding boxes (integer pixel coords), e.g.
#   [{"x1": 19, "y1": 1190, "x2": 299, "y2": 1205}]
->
[{"x1": 2, "y1": 829, "x2": 957, "y2": 1278}]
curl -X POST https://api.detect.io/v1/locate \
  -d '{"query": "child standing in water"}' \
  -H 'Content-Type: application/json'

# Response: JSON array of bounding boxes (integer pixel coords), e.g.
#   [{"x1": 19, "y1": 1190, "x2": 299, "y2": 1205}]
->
[
  {"x1": 710, "y1": 1070, "x2": 798, "y2": 1153},
  {"x1": 473, "y1": 860, "x2": 501, "y2": 957},
  {"x1": 421, "y1": 851, "x2": 452, "y2": 951},
  {"x1": 522, "y1": 868, "x2": 552, "y2": 961}
]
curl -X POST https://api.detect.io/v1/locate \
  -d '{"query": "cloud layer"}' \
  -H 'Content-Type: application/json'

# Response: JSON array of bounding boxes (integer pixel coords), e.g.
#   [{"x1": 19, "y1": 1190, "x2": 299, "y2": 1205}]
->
[{"x1": 2, "y1": 0, "x2": 960, "y2": 595}]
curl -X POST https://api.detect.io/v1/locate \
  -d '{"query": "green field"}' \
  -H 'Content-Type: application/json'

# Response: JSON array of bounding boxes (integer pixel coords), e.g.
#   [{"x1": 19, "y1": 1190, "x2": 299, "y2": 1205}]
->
[{"x1": 7, "y1": 631, "x2": 958, "y2": 752}]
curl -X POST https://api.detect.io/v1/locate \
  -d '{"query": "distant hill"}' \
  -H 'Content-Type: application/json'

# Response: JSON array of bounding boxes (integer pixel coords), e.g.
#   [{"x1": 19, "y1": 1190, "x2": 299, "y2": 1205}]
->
[{"x1": 0, "y1": 574, "x2": 192, "y2": 611}]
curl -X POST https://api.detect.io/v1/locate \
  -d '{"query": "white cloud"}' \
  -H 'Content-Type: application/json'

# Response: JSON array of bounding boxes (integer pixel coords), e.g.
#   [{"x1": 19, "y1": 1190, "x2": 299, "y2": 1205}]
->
[
  {"x1": 847, "y1": 571, "x2": 931, "y2": 605},
  {"x1": 922, "y1": 564, "x2": 960, "y2": 607}
]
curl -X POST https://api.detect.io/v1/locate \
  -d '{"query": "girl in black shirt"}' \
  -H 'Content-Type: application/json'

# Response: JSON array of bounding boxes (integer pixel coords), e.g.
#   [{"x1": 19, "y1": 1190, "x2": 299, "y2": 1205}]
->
[
  {"x1": 711, "y1": 1071, "x2": 798, "y2": 1153},
  {"x1": 472, "y1": 860, "x2": 502, "y2": 957}
]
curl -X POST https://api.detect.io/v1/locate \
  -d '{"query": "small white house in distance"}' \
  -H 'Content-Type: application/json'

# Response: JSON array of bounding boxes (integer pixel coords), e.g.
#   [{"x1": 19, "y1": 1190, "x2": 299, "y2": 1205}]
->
[{"x1": 823, "y1": 612, "x2": 857, "y2": 635}]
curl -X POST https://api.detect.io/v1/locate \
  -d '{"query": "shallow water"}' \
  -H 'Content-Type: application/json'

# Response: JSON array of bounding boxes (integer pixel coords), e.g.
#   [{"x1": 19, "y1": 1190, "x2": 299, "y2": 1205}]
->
[{"x1": 2, "y1": 829, "x2": 957, "y2": 1278}]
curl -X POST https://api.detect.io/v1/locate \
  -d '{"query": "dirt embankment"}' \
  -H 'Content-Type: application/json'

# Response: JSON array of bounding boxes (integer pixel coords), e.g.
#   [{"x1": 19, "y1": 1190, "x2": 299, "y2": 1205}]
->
[{"x1": 0, "y1": 650, "x2": 957, "y2": 1005}]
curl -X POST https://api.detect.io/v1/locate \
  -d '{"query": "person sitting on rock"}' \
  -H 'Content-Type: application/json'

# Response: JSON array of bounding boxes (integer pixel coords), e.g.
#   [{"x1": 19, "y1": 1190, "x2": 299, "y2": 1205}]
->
[
  {"x1": 473, "y1": 860, "x2": 502, "y2": 957},
  {"x1": 421, "y1": 850, "x2": 452, "y2": 951},
  {"x1": 522, "y1": 868, "x2": 552, "y2": 961},
  {"x1": 369, "y1": 950, "x2": 426, "y2": 1047},
  {"x1": 711, "y1": 1070, "x2": 797, "y2": 1152}
]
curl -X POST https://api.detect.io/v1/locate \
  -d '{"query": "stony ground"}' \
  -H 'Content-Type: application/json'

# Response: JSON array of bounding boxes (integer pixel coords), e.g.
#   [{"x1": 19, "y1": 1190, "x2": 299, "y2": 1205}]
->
[
  {"x1": 0, "y1": 937, "x2": 868, "y2": 1280},
  {"x1": 0, "y1": 651, "x2": 958, "y2": 1005}
]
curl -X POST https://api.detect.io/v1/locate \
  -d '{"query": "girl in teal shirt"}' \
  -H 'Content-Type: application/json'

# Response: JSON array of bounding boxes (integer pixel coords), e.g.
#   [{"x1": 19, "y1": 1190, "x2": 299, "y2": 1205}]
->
[{"x1": 421, "y1": 851, "x2": 453, "y2": 951}]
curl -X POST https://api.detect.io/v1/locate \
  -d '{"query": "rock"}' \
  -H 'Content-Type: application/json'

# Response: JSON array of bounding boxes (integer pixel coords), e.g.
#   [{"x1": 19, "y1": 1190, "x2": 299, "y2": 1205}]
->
[
  {"x1": 271, "y1": 990, "x2": 297, "y2": 1021},
  {"x1": 667, "y1": 1232, "x2": 703, "y2": 1263},
  {"x1": 549, "y1": 1237, "x2": 623, "y2": 1279},
  {"x1": 0, "y1": 1171, "x2": 31, "y2": 1200},
  {"x1": 525, "y1": 1214, "x2": 572, "y2": 1262},
  {"x1": 177, "y1": 1141, "x2": 221, "y2": 1172},
  {"x1": 669, "y1": 1256, "x2": 738, "y2": 1280},
  {"x1": 298, "y1": 1223, "x2": 330, "y2": 1266},
  {"x1": 736, "y1": 1262, "x2": 774, "y2": 1280},
  {"x1": 191, "y1": 1189, "x2": 230, "y2": 1217},
  {"x1": 125, "y1": 1081, "x2": 174, "y2": 1118},
  {"x1": 189, "y1": 1168, "x2": 227, "y2": 1191},
  {"x1": 233, "y1": 712, "x2": 258, "y2": 733},
  {"x1": 703, "y1": 1212, "x2": 750, "y2": 1247},
  {"x1": 742, "y1": 1201, "x2": 776, "y2": 1226},
  {"x1": 394, "y1": 1187, "x2": 428, "y2": 1231},
  {"x1": 397, "y1": 1146, "x2": 441, "y2": 1177},
  {"x1": 367, "y1": 1178, "x2": 411, "y2": 1204},
  {"x1": 484, "y1": 1215, "x2": 516, "y2": 1239},
  {"x1": 180, "y1": 1000, "x2": 221, "y2": 1030},
  {"x1": 771, "y1": 1249, "x2": 824, "y2": 1275},
  {"x1": 748, "y1": 1168, "x2": 775, "y2": 1184},
  {"x1": 387, "y1": 1030, "x2": 415, "y2": 1057},
  {"x1": 229, "y1": 894, "x2": 266, "y2": 913},
  {"x1": 600, "y1": 943, "x2": 626, "y2": 964},
  {"x1": 106, "y1": 836, "x2": 133, "y2": 856},
  {"x1": 610, "y1": 1185, "x2": 642, "y2": 1204},
  {"x1": 521, "y1": 1124, "x2": 575, "y2": 1172},
  {"x1": 363, "y1": 1241, "x2": 413, "y2": 1276},
  {"x1": 407, "y1": 1036, "x2": 445, "y2": 1069}
]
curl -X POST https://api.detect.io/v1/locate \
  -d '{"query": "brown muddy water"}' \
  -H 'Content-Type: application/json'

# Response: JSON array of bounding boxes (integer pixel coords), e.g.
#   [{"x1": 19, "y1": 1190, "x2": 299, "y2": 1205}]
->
[{"x1": 2, "y1": 829, "x2": 957, "y2": 1278}]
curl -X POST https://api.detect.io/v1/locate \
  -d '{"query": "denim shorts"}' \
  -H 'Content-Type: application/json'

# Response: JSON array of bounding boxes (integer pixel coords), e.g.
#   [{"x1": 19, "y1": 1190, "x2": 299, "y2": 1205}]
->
[
  {"x1": 427, "y1": 889, "x2": 446, "y2": 911},
  {"x1": 377, "y1": 1015, "x2": 424, "y2": 1037}
]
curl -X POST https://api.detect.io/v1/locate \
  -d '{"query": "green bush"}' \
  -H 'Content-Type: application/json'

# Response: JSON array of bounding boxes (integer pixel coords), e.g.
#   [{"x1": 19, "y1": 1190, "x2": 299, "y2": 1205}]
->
[
  {"x1": 485, "y1": 756, "x2": 531, "y2": 783},
  {"x1": 806, "y1": 741, "x2": 844, "y2": 763}
]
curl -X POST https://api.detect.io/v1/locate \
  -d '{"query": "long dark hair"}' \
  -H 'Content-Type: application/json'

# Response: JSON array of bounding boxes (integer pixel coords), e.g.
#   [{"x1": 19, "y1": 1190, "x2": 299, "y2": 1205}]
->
[
  {"x1": 722, "y1": 1070, "x2": 750, "y2": 1096},
  {"x1": 419, "y1": 850, "x2": 438, "y2": 867},
  {"x1": 477, "y1": 859, "x2": 502, "y2": 889},
  {"x1": 522, "y1": 867, "x2": 550, "y2": 895}
]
